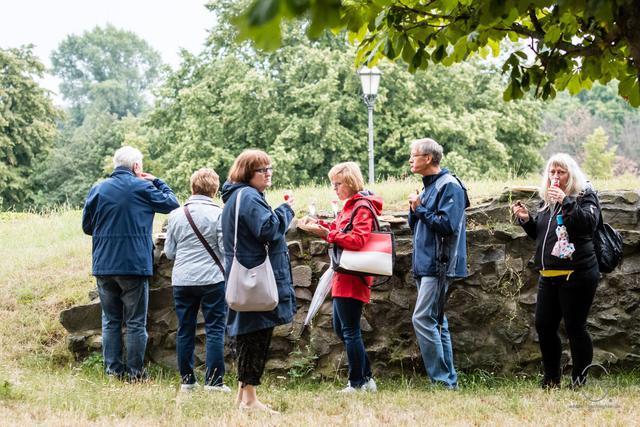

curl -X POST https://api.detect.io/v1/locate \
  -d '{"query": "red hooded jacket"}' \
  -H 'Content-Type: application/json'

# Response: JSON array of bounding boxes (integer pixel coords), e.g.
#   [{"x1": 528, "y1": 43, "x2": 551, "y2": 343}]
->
[{"x1": 319, "y1": 192, "x2": 383, "y2": 303}]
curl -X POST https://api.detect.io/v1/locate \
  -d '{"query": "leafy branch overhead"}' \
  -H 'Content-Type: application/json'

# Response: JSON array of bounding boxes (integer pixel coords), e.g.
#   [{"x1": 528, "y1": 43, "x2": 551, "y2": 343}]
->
[{"x1": 235, "y1": 0, "x2": 640, "y2": 106}]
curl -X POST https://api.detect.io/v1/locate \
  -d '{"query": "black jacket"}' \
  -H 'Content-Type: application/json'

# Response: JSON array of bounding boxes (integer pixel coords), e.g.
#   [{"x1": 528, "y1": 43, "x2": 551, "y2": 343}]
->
[{"x1": 520, "y1": 189, "x2": 599, "y2": 271}]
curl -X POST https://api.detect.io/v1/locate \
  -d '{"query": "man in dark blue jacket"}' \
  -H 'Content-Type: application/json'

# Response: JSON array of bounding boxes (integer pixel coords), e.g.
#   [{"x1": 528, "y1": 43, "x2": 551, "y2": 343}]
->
[
  {"x1": 82, "y1": 146, "x2": 179, "y2": 380},
  {"x1": 408, "y1": 138, "x2": 468, "y2": 390}
]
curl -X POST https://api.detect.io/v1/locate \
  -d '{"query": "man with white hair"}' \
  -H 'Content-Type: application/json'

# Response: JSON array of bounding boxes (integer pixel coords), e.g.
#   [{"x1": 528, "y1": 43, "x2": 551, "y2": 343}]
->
[{"x1": 82, "y1": 146, "x2": 179, "y2": 381}]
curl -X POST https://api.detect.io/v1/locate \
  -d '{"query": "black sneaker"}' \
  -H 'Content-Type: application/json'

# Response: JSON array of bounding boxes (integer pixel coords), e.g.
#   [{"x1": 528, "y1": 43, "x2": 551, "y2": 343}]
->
[
  {"x1": 541, "y1": 376, "x2": 561, "y2": 390},
  {"x1": 569, "y1": 375, "x2": 588, "y2": 389}
]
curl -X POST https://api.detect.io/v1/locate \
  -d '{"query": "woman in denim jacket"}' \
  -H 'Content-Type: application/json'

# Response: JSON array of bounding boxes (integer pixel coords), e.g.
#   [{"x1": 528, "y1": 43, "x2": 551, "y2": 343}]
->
[{"x1": 165, "y1": 168, "x2": 230, "y2": 393}]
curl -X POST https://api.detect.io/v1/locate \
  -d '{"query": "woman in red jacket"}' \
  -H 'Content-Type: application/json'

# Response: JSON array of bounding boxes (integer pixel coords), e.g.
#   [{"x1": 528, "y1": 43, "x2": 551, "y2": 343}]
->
[{"x1": 306, "y1": 162, "x2": 382, "y2": 393}]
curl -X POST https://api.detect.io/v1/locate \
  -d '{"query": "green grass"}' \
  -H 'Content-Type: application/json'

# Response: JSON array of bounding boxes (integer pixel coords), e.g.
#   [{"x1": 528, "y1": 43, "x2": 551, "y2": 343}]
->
[{"x1": 1, "y1": 177, "x2": 639, "y2": 424}]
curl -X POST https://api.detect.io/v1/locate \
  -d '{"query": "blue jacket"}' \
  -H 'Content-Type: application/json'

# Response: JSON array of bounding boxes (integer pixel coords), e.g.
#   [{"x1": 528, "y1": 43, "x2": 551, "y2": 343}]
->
[
  {"x1": 221, "y1": 182, "x2": 296, "y2": 336},
  {"x1": 409, "y1": 169, "x2": 468, "y2": 278},
  {"x1": 82, "y1": 167, "x2": 180, "y2": 276}
]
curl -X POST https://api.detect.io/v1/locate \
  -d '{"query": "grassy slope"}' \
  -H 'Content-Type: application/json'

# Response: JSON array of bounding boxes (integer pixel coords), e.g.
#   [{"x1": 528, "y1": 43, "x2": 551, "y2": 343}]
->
[{"x1": 1, "y1": 177, "x2": 639, "y2": 424}]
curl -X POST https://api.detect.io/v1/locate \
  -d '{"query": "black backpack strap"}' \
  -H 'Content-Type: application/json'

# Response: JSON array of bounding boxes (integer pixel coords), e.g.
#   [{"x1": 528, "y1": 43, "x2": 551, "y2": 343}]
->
[
  {"x1": 450, "y1": 174, "x2": 471, "y2": 209},
  {"x1": 183, "y1": 206, "x2": 225, "y2": 274}
]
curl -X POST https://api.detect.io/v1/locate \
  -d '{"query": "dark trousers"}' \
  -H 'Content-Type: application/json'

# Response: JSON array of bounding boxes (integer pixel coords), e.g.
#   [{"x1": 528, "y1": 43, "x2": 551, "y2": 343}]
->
[
  {"x1": 333, "y1": 297, "x2": 372, "y2": 388},
  {"x1": 173, "y1": 283, "x2": 227, "y2": 386},
  {"x1": 535, "y1": 266, "x2": 599, "y2": 384},
  {"x1": 96, "y1": 276, "x2": 148, "y2": 378},
  {"x1": 236, "y1": 327, "x2": 274, "y2": 387}
]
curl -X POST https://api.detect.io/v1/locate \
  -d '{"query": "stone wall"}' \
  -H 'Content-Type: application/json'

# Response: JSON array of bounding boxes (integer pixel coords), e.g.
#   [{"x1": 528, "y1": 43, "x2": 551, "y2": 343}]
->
[{"x1": 60, "y1": 188, "x2": 640, "y2": 376}]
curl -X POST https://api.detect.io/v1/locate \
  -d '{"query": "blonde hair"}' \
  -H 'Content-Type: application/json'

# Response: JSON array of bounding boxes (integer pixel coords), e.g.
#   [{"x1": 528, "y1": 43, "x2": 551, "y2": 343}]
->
[
  {"x1": 539, "y1": 153, "x2": 588, "y2": 211},
  {"x1": 328, "y1": 162, "x2": 365, "y2": 193},
  {"x1": 190, "y1": 168, "x2": 220, "y2": 197},
  {"x1": 228, "y1": 149, "x2": 271, "y2": 183}
]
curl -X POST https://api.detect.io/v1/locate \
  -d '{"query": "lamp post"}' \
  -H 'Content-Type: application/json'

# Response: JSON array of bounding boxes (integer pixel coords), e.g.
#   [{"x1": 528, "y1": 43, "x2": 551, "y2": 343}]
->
[{"x1": 358, "y1": 66, "x2": 381, "y2": 185}]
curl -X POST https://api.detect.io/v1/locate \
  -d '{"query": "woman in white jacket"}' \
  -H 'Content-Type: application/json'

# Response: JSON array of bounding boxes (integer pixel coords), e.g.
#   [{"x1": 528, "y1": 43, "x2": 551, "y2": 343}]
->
[{"x1": 164, "y1": 168, "x2": 230, "y2": 392}]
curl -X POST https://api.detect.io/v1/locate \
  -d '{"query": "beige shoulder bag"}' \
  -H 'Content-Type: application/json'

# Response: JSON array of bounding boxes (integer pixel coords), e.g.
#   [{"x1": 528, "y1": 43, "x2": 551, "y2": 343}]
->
[{"x1": 225, "y1": 188, "x2": 279, "y2": 312}]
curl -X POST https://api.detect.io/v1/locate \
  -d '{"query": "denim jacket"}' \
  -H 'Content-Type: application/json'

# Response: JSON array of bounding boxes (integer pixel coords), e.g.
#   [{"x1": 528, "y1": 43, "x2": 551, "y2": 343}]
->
[
  {"x1": 164, "y1": 195, "x2": 225, "y2": 286},
  {"x1": 408, "y1": 169, "x2": 468, "y2": 279}
]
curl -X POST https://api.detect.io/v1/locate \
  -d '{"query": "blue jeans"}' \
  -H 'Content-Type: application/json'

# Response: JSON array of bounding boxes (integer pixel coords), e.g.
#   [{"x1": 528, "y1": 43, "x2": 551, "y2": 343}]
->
[
  {"x1": 333, "y1": 297, "x2": 372, "y2": 388},
  {"x1": 412, "y1": 276, "x2": 457, "y2": 388},
  {"x1": 96, "y1": 276, "x2": 149, "y2": 377},
  {"x1": 173, "y1": 282, "x2": 227, "y2": 386}
]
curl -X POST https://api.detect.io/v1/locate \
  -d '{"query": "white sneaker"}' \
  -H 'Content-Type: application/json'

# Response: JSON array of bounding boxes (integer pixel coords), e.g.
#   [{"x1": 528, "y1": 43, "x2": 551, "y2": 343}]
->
[
  {"x1": 180, "y1": 382, "x2": 199, "y2": 392},
  {"x1": 362, "y1": 378, "x2": 377, "y2": 392},
  {"x1": 338, "y1": 385, "x2": 360, "y2": 393},
  {"x1": 204, "y1": 384, "x2": 232, "y2": 393}
]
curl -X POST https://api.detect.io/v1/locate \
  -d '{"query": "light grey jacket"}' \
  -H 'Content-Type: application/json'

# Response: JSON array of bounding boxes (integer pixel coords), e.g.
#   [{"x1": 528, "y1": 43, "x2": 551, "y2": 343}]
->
[{"x1": 164, "y1": 195, "x2": 225, "y2": 286}]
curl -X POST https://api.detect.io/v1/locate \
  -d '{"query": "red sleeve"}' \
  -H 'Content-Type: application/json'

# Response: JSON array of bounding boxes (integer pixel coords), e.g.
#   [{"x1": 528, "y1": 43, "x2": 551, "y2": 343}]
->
[
  {"x1": 326, "y1": 207, "x2": 374, "y2": 250},
  {"x1": 317, "y1": 219, "x2": 336, "y2": 231}
]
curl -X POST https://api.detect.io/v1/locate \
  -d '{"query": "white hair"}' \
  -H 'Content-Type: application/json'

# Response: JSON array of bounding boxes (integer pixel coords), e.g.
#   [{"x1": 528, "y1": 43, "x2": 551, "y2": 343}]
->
[
  {"x1": 539, "y1": 153, "x2": 588, "y2": 211},
  {"x1": 411, "y1": 138, "x2": 443, "y2": 165},
  {"x1": 113, "y1": 146, "x2": 143, "y2": 170}
]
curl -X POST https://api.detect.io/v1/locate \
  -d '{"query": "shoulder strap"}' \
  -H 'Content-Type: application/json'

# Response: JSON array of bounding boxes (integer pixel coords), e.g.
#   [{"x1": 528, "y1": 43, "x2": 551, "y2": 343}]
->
[
  {"x1": 438, "y1": 173, "x2": 470, "y2": 209},
  {"x1": 233, "y1": 188, "x2": 244, "y2": 255},
  {"x1": 183, "y1": 206, "x2": 225, "y2": 274},
  {"x1": 451, "y1": 174, "x2": 471, "y2": 209},
  {"x1": 232, "y1": 188, "x2": 269, "y2": 256},
  {"x1": 344, "y1": 199, "x2": 380, "y2": 232}
]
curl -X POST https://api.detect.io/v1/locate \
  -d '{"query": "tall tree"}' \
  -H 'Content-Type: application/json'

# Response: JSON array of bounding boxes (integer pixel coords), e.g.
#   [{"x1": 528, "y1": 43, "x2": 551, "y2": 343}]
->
[
  {"x1": 0, "y1": 46, "x2": 61, "y2": 209},
  {"x1": 147, "y1": 14, "x2": 547, "y2": 189},
  {"x1": 582, "y1": 127, "x2": 616, "y2": 179},
  {"x1": 235, "y1": 0, "x2": 640, "y2": 106},
  {"x1": 51, "y1": 24, "x2": 162, "y2": 123},
  {"x1": 31, "y1": 109, "x2": 127, "y2": 207}
]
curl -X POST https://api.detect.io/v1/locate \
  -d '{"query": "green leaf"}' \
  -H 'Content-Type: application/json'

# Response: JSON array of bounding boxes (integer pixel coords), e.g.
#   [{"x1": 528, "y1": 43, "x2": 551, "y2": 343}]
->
[
  {"x1": 544, "y1": 26, "x2": 562, "y2": 44},
  {"x1": 487, "y1": 39, "x2": 500, "y2": 57},
  {"x1": 440, "y1": 0, "x2": 459, "y2": 12},
  {"x1": 383, "y1": 38, "x2": 396, "y2": 59},
  {"x1": 628, "y1": 82, "x2": 640, "y2": 107},
  {"x1": 565, "y1": 73, "x2": 582, "y2": 95},
  {"x1": 411, "y1": 49, "x2": 423, "y2": 69},
  {"x1": 521, "y1": 71, "x2": 530, "y2": 90},
  {"x1": 284, "y1": 0, "x2": 309, "y2": 15},
  {"x1": 248, "y1": 0, "x2": 281, "y2": 26},
  {"x1": 432, "y1": 45, "x2": 446, "y2": 63},
  {"x1": 244, "y1": 17, "x2": 283, "y2": 51},
  {"x1": 503, "y1": 79, "x2": 523, "y2": 101},
  {"x1": 401, "y1": 38, "x2": 415, "y2": 63}
]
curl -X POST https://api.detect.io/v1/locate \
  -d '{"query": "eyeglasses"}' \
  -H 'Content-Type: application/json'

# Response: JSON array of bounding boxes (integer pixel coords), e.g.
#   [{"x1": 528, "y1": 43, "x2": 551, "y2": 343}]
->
[
  {"x1": 410, "y1": 153, "x2": 429, "y2": 159},
  {"x1": 254, "y1": 167, "x2": 273, "y2": 174}
]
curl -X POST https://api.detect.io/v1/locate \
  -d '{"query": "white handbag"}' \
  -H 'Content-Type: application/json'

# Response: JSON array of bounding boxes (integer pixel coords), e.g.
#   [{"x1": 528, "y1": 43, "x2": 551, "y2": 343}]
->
[{"x1": 225, "y1": 188, "x2": 279, "y2": 312}]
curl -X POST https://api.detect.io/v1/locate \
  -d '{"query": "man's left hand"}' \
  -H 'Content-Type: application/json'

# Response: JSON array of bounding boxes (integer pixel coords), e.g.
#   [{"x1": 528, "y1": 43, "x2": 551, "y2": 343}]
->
[{"x1": 408, "y1": 193, "x2": 421, "y2": 211}]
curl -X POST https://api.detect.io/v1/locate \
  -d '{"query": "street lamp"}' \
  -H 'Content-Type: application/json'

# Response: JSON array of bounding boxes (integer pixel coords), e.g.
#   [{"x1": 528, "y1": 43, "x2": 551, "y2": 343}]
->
[{"x1": 358, "y1": 66, "x2": 382, "y2": 184}]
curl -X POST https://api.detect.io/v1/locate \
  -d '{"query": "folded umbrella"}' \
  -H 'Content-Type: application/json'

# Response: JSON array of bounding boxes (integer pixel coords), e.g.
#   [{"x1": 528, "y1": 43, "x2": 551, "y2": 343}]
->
[
  {"x1": 304, "y1": 266, "x2": 334, "y2": 327},
  {"x1": 436, "y1": 235, "x2": 450, "y2": 334}
]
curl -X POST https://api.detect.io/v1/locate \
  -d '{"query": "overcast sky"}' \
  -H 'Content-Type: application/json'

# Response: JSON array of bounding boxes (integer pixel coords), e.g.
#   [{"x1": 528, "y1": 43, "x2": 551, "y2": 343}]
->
[{"x1": 1, "y1": 0, "x2": 215, "y2": 103}]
